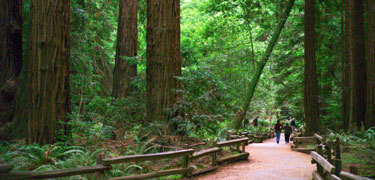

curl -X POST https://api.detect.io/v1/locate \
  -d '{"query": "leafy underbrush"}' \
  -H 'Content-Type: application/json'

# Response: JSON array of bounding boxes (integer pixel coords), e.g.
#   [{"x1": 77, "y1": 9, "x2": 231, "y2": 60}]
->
[
  {"x1": 0, "y1": 141, "x2": 103, "y2": 179},
  {"x1": 326, "y1": 128, "x2": 375, "y2": 177},
  {"x1": 0, "y1": 136, "x2": 172, "y2": 179},
  {"x1": 242, "y1": 120, "x2": 273, "y2": 136}
]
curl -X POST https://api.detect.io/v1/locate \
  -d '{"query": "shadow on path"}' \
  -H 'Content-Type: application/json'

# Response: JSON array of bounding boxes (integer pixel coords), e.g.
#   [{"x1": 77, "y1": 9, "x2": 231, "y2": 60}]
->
[{"x1": 195, "y1": 133, "x2": 316, "y2": 180}]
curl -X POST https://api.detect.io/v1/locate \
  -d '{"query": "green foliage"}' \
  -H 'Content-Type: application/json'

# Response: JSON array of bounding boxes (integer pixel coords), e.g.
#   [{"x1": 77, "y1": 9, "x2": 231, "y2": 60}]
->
[
  {"x1": 0, "y1": 142, "x2": 100, "y2": 172},
  {"x1": 326, "y1": 129, "x2": 375, "y2": 177}
]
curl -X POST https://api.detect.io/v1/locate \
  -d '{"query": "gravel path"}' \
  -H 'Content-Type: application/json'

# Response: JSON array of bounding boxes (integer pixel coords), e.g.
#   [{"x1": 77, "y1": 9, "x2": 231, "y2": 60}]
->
[{"x1": 195, "y1": 134, "x2": 316, "y2": 180}]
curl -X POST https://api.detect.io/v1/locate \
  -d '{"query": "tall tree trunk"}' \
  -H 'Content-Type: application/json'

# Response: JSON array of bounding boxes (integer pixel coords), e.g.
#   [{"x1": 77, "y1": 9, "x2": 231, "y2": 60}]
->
[
  {"x1": 112, "y1": 0, "x2": 138, "y2": 98},
  {"x1": 0, "y1": 0, "x2": 22, "y2": 140},
  {"x1": 146, "y1": 0, "x2": 181, "y2": 133},
  {"x1": 347, "y1": 0, "x2": 366, "y2": 130},
  {"x1": 304, "y1": 0, "x2": 320, "y2": 135},
  {"x1": 15, "y1": 0, "x2": 71, "y2": 145},
  {"x1": 233, "y1": 0, "x2": 295, "y2": 130},
  {"x1": 342, "y1": 0, "x2": 350, "y2": 131},
  {"x1": 366, "y1": 0, "x2": 375, "y2": 129}
]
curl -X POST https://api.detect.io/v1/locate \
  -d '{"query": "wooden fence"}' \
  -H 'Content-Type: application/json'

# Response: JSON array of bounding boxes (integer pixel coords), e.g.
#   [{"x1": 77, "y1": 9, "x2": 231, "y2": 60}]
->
[
  {"x1": 308, "y1": 134, "x2": 374, "y2": 180},
  {"x1": 228, "y1": 129, "x2": 275, "y2": 144},
  {"x1": 0, "y1": 138, "x2": 250, "y2": 180}
]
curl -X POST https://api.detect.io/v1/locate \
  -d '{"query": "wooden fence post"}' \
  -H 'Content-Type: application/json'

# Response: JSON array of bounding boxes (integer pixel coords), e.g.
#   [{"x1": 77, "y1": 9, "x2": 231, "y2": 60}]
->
[
  {"x1": 335, "y1": 137, "x2": 341, "y2": 159},
  {"x1": 211, "y1": 153, "x2": 217, "y2": 166},
  {"x1": 349, "y1": 166, "x2": 358, "y2": 175},
  {"x1": 327, "y1": 143, "x2": 332, "y2": 163},
  {"x1": 212, "y1": 141, "x2": 218, "y2": 166},
  {"x1": 316, "y1": 145, "x2": 323, "y2": 175},
  {"x1": 241, "y1": 142, "x2": 246, "y2": 153},
  {"x1": 96, "y1": 153, "x2": 105, "y2": 180},
  {"x1": 182, "y1": 154, "x2": 191, "y2": 177},
  {"x1": 334, "y1": 137, "x2": 341, "y2": 176}
]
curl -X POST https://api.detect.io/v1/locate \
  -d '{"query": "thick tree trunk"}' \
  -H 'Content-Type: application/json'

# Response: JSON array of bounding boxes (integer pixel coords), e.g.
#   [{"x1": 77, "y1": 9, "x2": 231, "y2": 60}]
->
[
  {"x1": 233, "y1": 0, "x2": 295, "y2": 130},
  {"x1": 146, "y1": 0, "x2": 181, "y2": 132},
  {"x1": 15, "y1": 0, "x2": 71, "y2": 145},
  {"x1": 0, "y1": 0, "x2": 22, "y2": 140},
  {"x1": 112, "y1": 0, "x2": 138, "y2": 98},
  {"x1": 0, "y1": 0, "x2": 22, "y2": 86},
  {"x1": 342, "y1": 0, "x2": 350, "y2": 131},
  {"x1": 347, "y1": 0, "x2": 366, "y2": 130},
  {"x1": 304, "y1": 0, "x2": 320, "y2": 135},
  {"x1": 366, "y1": 0, "x2": 375, "y2": 129}
]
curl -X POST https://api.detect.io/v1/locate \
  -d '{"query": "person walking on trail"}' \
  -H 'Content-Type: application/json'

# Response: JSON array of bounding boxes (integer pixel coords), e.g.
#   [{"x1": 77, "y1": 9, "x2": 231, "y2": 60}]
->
[
  {"x1": 290, "y1": 118, "x2": 296, "y2": 127},
  {"x1": 274, "y1": 120, "x2": 283, "y2": 144},
  {"x1": 244, "y1": 117, "x2": 249, "y2": 127},
  {"x1": 253, "y1": 116, "x2": 259, "y2": 127},
  {"x1": 284, "y1": 123, "x2": 292, "y2": 144}
]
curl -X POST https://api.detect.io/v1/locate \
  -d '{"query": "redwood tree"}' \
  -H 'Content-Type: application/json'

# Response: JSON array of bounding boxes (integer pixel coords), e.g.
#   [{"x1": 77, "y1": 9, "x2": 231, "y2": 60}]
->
[
  {"x1": 366, "y1": 0, "x2": 375, "y2": 129},
  {"x1": 304, "y1": 0, "x2": 320, "y2": 135},
  {"x1": 342, "y1": 0, "x2": 350, "y2": 131},
  {"x1": 0, "y1": 0, "x2": 22, "y2": 140},
  {"x1": 346, "y1": 0, "x2": 366, "y2": 130},
  {"x1": 112, "y1": 0, "x2": 138, "y2": 98},
  {"x1": 146, "y1": 0, "x2": 181, "y2": 131},
  {"x1": 15, "y1": 0, "x2": 71, "y2": 145}
]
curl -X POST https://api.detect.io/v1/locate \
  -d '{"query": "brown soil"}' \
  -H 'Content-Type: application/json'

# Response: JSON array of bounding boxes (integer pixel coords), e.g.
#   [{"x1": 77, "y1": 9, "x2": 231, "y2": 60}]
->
[{"x1": 193, "y1": 134, "x2": 316, "y2": 180}]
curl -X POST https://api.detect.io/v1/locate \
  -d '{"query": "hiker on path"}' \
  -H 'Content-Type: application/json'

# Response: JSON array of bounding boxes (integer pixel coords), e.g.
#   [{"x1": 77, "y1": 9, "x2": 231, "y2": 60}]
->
[
  {"x1": 274, "y1": 120, "x2": 283, "y2": 144},
  {"x1": 284, "y1": 123, "x2": 292, "y2": 144},
  {"x1": 253, "y1": 115, "x2": 259, "y2": 127},
  {"x1": 290, "y1": 118, "x2": 296, "y2": 127},
  {"x1": 244, "y1": 117, "x2": 249, "y2": 127}
]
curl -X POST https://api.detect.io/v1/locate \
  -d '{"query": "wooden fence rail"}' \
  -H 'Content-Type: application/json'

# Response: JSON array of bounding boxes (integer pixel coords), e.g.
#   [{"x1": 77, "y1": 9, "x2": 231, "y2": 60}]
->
[
  {"x1": 216, "y1": 137, "x2": 249, "y2": 164},
  {"x1": 1, "y1": 165, "x2": 110, "y2": 180},
  {"x1": 102, "y1": 149, "x2": 194, "y2": 165},
  {"x1": 1, "y1": 137, "x2": 253, "y2": 180},
  {"x1": 310, "y1": 134, "x2": 374, "y2": 180}
]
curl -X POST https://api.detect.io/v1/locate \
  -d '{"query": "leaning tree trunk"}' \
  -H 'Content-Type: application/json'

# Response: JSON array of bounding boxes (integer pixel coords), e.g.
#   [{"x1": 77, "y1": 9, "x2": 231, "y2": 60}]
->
[
  {"x1": 0, "y1": 0, "x2": 22, "y2": 140},
  {"x1": 347, "y1": 0, "x2": 366, "y2": 130},
  {"x1": 146, "y1": 0, "x2": 181, "y2": 133},
  {"x1": 366, "y1": 0, "x2": 375, "y2": 129},
  {"x1": 233, "y1": 0, "x2": 295, "y2": 130},
  {"x1": 304, "y1": 0, "x2": 320, "y2": 135},
  {"x1": 112, "y1": 0, "x2": 138, "y2": 98},
  {"x1": 15, "y1": 0, "x2": 71, "y2": 145}
]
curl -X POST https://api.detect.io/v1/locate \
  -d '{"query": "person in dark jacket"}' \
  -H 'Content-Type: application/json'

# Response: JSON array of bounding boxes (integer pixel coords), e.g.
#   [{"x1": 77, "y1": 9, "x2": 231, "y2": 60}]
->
[
  {"x1": 284, "y1": 123, "x2": 292, "y2": 144},
  {"x1": 244, "y1": 117, "x2": 249, "y2": 127},
  {"x1": 290, "y1": 118, "x2": 296, "y2": 127},
  {"x1": 274, "y1": 120, "x2": 283, "y2": 144},
  {"x1": 253, "y1": 116, "x2": 259, "y2": 127}
]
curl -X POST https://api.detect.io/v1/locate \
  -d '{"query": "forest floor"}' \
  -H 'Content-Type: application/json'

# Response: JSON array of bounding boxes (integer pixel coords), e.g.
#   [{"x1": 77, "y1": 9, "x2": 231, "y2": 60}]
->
[{"x1": 194, "y1": 134, "x2": 316, "y2": 180}]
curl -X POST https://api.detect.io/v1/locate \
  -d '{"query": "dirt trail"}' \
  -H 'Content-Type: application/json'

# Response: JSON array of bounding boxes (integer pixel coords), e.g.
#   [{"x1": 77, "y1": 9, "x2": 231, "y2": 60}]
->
[{"x1": 195, "y1": 134, "x2": 315, "y2": 180}]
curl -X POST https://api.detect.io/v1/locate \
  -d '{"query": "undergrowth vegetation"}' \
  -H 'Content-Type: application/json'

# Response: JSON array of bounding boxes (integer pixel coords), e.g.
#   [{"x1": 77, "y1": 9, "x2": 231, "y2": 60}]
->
[{"x1": 326, "y1": 128, "x2": 375, "y2": 177}]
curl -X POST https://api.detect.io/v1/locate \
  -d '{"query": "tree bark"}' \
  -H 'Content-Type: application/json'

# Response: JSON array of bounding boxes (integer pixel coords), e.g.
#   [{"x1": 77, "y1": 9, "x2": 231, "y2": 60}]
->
[
  {"x1": 112, "y1": 0, "x2": 138, "y2": 98},
  {"x1": 0, "y1": 0, "x2": 22, "y2": 140},
  {"x1": 15, "y1": 0, "x2": 71, "y2": 145},
  {"x1": 146, "y1": 0, "x2": 181, "y2": 132},
  {"x1": 233, "y1": 0, "x2": 295, "y2": 130},
  {"x1": 366, "y1": 0, "x2": 375, "y2": 129},
  {"x1": 0, "y1": 0, "x2": 22, "y2": 86},
  {"x1": 347, "y1": 0, "x2": 366, "y2": 130},
  {"x1": 342, "y1": 0, "x2": 350, "y2": 131},
  {"x1": 304, "y1": 0, "x2": 320, "y2": 135}
]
